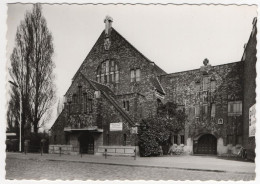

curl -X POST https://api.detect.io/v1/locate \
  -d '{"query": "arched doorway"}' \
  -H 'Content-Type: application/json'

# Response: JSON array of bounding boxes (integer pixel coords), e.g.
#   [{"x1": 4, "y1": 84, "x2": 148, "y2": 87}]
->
[
  {"x1": 195, "y1": 134, "x2": 217, "y2": 155},
  {"x1": 78, "y1": 133, "x2": 94, "y2": 154}
]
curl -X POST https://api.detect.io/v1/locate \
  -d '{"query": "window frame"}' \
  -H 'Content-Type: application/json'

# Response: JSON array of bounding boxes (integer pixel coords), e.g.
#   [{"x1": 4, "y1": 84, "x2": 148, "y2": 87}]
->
[{"x1": 96, "y1": 60, "x2": 119, "y2": 84}]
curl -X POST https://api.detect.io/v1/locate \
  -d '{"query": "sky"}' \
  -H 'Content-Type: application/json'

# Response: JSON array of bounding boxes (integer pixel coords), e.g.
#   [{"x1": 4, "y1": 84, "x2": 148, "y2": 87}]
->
[{"x1": 6, "y1": 4, "x2": 257, "y2": 129}]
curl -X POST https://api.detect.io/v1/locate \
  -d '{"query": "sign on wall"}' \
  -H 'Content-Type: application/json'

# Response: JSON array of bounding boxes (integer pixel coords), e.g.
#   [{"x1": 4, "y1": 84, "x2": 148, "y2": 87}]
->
[
  {"x1": 218, "y1": 118, "x2": 223, "y2": 125},
  {"x1": 249, "y1": 104, "x2": 256, "y2": 137},
  {"x1": 131, "y1": 127, "x2": 138, "y2": 134},
  {"x1": 110, "y1": 122, "x2": 123, "y2": 131}
]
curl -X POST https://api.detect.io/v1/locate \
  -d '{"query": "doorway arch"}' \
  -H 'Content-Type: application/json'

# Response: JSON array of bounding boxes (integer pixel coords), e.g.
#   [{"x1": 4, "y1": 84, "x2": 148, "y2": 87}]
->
[
  {"x1": 195, "y1": 134, "x2": 217, "y2": 155},
  {"x1": 78, "y1": 133, "x2": 94, "y2": 154}
]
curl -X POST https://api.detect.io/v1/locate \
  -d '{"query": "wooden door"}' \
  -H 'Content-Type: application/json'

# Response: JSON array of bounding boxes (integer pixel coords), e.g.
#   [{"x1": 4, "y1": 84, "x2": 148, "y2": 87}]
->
[{"x1": 197, "y1": 134, "x2": 217, "y2": 155}]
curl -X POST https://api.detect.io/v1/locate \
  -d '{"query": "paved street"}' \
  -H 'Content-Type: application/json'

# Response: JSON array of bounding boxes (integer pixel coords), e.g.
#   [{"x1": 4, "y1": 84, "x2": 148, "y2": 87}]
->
[{"x1": 5, "y1": 153, "x2": 255, "y2": 180}]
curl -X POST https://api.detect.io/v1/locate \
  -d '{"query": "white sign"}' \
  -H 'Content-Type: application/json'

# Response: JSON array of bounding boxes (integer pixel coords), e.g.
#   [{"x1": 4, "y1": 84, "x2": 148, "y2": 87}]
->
[
  {"x1": 249, "y1": 104, "x2": 256, "y2": 137},
  {"x1": 131, "y1": 127, "x2": 138, "y2": 134},
  {"x1": 218, "y1": 118, "x2": 223, "y2": 125},
  {"x1": 110, "y1": 122, "x2": 123, "y2": 131}
]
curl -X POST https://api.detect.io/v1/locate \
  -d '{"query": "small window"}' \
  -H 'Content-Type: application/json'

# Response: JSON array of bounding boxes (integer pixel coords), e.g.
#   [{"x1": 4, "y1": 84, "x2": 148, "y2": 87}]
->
[
  {"x1": 83, "y1": 93, "x2": 87, "y2": 113},
  {"x1": 228, "y1": 101, "x2": 242, "y2": 116},
  {"x1": 211, "y1": 104, "x2": 216, "y2": 118},
  {"x1": 174, "y1": 135, "x2": 178, "y2": 145},
  {"x1": 202, "y1": 105, "x2": 208, "y2": 115},
  {"x1": 115, "y1": 71, "x2": 119, "y2": 83},
  {"x1": 195, "y1": 82, "x2": 200, "y2": 92},
  {"x1": 203, "y1": 77, "x2": 208, "y2": 91},
  {"x1": 211, "y1": 80, "x2": 216, "y2": 91},
  {"x1": 195, "y1": 105, "x2": 200, "y2": 117},
  {"x1": 78, "y1": 86, "x2": 82, "y2": 101},
  {"x1": 126, "y1": 101, "x2": 130, "y2": 111},
  {"x1": 72, "y1": 94, "x2": 77, "y2": 103},
  {"x1": 130, "y1": 69, "x2": 135, "y2": 82},
  {"x1": 180, "y1": 135, "x2": 184, "y2": 144},
  {"x1": 130, "y1": 69, "x2": 141, "y2": 82},
  {"x1": 123, "y1": 101, "x2": 126, "y2": 109},
  {"x1": 88, "y1": 98, "x2": 93, "y2": 113},
  {"x1": 227, "y1": 135, "x2": 233, "y2": 145},
  {"x1": 136, "y1": 69, "x2": 141, "y2": 81}
]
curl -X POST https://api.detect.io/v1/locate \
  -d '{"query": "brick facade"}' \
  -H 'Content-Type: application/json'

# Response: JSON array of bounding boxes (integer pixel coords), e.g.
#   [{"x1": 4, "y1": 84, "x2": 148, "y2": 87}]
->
[
  {"x1": 50, "y1": 16, "x2": 256, "y2": 156},
  {"x1": 242, "y1": 18, "x2": 257, "y2": 160}
]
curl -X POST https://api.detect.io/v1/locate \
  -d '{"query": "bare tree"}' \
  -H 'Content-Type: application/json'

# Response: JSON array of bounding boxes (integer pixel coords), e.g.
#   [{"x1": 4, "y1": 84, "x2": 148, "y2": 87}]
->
[
  {"x1": 9, "y1": 4, "x2": 56, "y2": 134},
  {"x1": 7, "y1": 87, "x2": 20, "y2": 132}
]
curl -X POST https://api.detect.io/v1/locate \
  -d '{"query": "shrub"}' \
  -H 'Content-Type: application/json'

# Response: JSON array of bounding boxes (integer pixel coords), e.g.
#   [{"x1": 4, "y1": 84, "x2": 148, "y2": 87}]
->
[
  {"x1": 24, "y1": 132, "x2": 49, "y2": 153},
  {"x1": 138, "y1": 102, "x2": 186, "y2": 157}
]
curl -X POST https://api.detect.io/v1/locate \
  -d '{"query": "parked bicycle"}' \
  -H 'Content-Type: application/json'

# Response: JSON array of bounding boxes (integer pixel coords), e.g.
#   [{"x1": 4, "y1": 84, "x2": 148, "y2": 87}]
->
[{"x1": 238, "y1": 146, "x2": 247, "y2": 159}]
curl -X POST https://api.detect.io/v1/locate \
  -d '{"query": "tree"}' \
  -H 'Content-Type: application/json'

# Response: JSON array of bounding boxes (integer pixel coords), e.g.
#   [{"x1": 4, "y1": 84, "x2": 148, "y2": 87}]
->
[
  {"x1": 26, "y1": 4, "x2": 56, "y2": 133},
  {"x1": 7, "y1": 86, "x2": 20, "y2": 133},
  {"x1": 138, "y1": 102, "x2": 187, "y2": 156},
  {"x1": 9, "y1": 4, "x2": 56, "y2": 135}
]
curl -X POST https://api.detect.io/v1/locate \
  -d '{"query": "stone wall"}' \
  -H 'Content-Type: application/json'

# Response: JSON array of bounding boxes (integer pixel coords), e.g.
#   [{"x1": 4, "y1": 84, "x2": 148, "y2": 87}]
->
[
  {"x1": 242, "y1": 19, "x2": 257, "y2": 160},
  {"x1": 159, "y1": 61, "x2": 243, "y2": 153}
]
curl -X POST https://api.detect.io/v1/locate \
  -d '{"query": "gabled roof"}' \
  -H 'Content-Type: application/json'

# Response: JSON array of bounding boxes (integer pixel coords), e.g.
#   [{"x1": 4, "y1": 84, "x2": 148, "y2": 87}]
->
[
  {"x1": 72, "y1": 27, "x2": 167, "y2": 81},
  {"x1": 112, "y1": 28, "x2": 167, "y2": 74},
  {"x1": 150, "y1": 77, "x2": 165, "y2": 95}
]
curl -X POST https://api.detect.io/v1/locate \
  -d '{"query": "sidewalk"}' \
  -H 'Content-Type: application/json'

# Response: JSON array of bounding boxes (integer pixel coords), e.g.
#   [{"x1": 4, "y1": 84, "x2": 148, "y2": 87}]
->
[{"x1": 6, "y1": 152, "x2": 255, "y2": 174}]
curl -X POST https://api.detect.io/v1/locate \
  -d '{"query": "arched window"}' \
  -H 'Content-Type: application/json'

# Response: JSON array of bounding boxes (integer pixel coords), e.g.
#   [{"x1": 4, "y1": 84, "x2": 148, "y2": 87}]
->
[{"x1": 96, "y1": 60, "x2": 119, "y2": 84}]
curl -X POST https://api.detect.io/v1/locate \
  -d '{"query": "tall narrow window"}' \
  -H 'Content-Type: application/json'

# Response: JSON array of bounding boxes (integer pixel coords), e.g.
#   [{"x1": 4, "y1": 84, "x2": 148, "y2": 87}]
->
[
  {"x1": 180, "y1": 135, "x2": 185, "y2": 144},
  {"x1": 115, "y1": 71, "x2": 119, "y2": 83},
  {"x1": 105, "y1": 60, "x2": 109, "y2": 83},
  {"x1": 202, "y1": 105, "x2": 208, "y2": 115},
  {"x1": 101, "y1": 74, "x2": 104, "y2": 83},
  {"x1": 136, "y1": 69, "x2": 141, "y2": 81},
  {"x1": 72, "y1": 94, "x2": 77, "y2": 103},
  {"x1": 174, "y1": 135, "x2": 178, "y2": 145},
  {"x1": 195, "y1": 82, "x2": 200, "y2": 92},
  {"x1": 211, "y1": 103, "x2": 216, "y2": 118},
  {"x1": 78, "y1": 86, "x2": 82, "y2": 102},
  {"x1": 126, "y1": 101, "x2": 130, "y2": 111},
  {"x1": 203, "y1": 77, "x2": 208, "y2": 91},
  {"x1": 83, "y1": 93, "x2": 87, "y2": 113},
  {"x1": 68, "y1": 102, "x2": 71, "y2": 115},
  {"x1": 89, "y1": 98, "x2": 93, "y2": 113},
  {"x1": 211, "y1": 80, "x2": 216, "y2": 91},
  {"x1": 195, "y1": 105, "x2": 200, "y2": 117},
  {"x1": 123, "y1": 101, "x2": 126, "y2": 109},
  {"x1": 130, "y1": 69, "x2": 135, "y2": 82}
]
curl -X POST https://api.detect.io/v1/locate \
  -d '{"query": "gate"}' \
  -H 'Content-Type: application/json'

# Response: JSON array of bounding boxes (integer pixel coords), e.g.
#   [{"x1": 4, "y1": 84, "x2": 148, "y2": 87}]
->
[{"x1": 195, "y1": 134, "x2": 217, "y2": 155}]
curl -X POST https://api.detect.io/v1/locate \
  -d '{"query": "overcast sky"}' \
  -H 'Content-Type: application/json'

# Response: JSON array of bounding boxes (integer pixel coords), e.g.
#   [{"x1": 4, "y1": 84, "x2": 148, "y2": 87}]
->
[{"x1": 7, "y1": 4, "x2": 257, "y2": 129}]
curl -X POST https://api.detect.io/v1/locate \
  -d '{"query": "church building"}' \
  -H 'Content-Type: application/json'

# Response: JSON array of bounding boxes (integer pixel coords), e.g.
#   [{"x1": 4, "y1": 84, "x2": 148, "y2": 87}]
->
[{"x1": 49, "y1": 16, "x2": 256, "y2": 158}]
